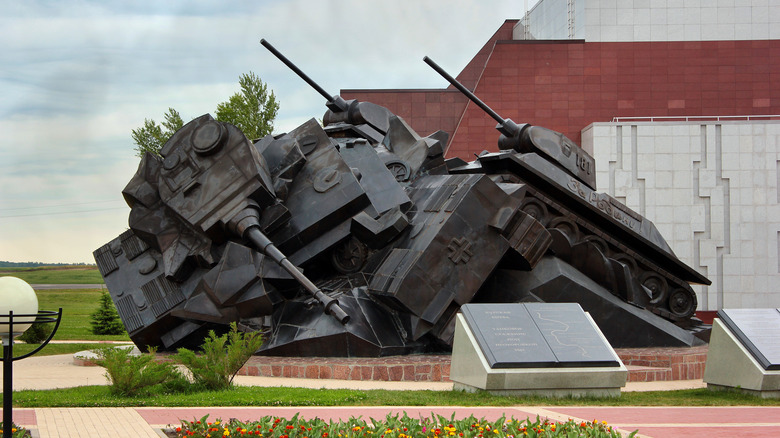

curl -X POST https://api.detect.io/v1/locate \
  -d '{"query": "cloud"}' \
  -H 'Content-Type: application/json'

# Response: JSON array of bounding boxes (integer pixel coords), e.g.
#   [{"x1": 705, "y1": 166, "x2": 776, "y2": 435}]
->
[{"x1": 0, "y1": 0, "x2": 534, "y2": 263}]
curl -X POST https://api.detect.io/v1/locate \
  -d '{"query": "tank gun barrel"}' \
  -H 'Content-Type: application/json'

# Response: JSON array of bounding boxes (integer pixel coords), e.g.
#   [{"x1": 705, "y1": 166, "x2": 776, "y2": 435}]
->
[
  {"x1": 423, "y1": 56, "x2": 521, "y2": 138},
  {"x1": 245, "y1": 228, "x2": 350, "y2": 324},
  {"x1": 229, "y1": 206, "x2": 350, "y2": 325},
  {"x1": 261, "y1": 39, "x2": 348, "y2": 112}
]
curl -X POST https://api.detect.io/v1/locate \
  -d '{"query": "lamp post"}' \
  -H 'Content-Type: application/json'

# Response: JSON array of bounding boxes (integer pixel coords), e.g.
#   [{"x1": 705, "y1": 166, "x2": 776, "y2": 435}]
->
[{"x1": 0, "y1": 277, "x2": 61, "y2": 438}]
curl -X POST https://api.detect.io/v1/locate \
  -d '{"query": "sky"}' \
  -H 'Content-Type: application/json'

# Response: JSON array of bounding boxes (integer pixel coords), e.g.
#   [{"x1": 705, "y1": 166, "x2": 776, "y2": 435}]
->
[{"x1": 0, "y1": 0, "x2": 536, "y2": 264}]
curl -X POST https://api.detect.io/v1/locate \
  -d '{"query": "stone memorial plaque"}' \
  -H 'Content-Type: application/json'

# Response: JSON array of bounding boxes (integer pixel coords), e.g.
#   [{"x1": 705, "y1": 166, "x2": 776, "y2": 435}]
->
[
  {"x1": 717, "y1": 308, "x2": 780, "y2": 371},
  {"x1": 461, "y1": 304, "x2": 556, "y2": 369},
  {"x1": 526, "y1": 302, "x2": 619, "y2": 367},
  {"x1": 461, "y1": 303, "x2": 619, "y2": 369}
]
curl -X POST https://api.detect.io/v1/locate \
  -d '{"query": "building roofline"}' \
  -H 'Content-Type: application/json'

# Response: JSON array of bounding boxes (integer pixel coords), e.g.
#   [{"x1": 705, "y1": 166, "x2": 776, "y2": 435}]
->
[{"x1": 340, "y1": 88, "x2": 462, "y2": 93}]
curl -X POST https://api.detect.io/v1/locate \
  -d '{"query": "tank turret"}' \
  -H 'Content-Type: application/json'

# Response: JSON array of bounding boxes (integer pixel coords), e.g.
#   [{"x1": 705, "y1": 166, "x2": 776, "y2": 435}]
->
[{"x1": 425, "y1": 56, "x2": 710, "y2": 343}]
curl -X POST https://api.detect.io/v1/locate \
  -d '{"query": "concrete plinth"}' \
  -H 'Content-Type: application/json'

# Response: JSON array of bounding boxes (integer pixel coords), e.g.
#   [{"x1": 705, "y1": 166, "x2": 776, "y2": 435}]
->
[
  {"x1": 703, "y1": 319, "x2": 780, "y2": 399},
  {"x1": 450, "y1": 314, "x2": 627, "y2": 398}
]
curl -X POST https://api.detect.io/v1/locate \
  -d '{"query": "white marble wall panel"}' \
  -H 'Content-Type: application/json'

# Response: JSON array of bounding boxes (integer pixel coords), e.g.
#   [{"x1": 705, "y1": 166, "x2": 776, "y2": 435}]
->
[
  {"x1": 583, "y1": 121, "x2": 780, "y2": 311},
  {"x1": 517, "y1": 0, "x2": 780, "y2": 41}
]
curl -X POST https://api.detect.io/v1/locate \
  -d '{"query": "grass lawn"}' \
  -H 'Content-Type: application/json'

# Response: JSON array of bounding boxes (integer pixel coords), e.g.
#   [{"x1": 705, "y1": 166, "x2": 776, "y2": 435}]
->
[
  {"x1": 16, "y1": 288, "x2": 130, "y2": 344},
  {"x1": 0, "y1": 265, "x2": 104, "y2": 284},
  {"x1": 11, "y1": 342, "x2": 131, "y2": 357},
  {"x1": 10, "y1": 385, "x2": 780, "y2": 408}
]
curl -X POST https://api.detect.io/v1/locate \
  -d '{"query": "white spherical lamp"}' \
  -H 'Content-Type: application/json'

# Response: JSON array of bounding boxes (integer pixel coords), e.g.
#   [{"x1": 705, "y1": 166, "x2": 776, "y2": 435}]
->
[{"x1": 0, "y1": 276, "x2": 39, "y2": 340}]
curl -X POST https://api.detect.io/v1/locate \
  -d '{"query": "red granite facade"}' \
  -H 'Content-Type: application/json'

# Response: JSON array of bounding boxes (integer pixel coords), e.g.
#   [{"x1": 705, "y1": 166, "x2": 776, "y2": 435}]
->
[{"x1": 343, "y1": 20, "x2": 780, "y2": 161}]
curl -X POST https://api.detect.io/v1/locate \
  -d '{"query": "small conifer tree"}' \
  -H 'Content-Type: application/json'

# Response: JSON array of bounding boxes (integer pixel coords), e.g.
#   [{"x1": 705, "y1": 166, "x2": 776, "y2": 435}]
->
[
  {"x1": 90, "y1": 291, "x2": 126, "y2": 335},
  {"x1": 18, "y1": 315, "x2": 53, "y2": 343}
]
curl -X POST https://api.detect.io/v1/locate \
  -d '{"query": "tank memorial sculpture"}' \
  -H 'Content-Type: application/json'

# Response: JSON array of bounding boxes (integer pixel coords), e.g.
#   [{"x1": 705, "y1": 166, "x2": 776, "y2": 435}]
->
[{"x1": 94, "y1": 41, "x2": 711, "y2": 357}]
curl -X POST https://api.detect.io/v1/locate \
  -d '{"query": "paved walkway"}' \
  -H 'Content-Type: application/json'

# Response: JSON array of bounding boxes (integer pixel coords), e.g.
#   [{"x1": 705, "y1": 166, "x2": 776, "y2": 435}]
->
[
  {"x1": 4, "y1": 406, "x2": 780, "y2": 438},
  {"x1": 2, "y1": 354, "x2": 778, "y2": 437}
]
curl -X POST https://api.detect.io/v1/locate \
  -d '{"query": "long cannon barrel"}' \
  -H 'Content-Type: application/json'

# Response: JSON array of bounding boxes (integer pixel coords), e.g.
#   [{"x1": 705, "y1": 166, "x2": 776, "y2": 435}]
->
[
  {"x1": 261, "y1": 39, "x2": 349, "y2": 112},
  {"x1": 245, "y1": 228, "x2": 350, "y2": 324},
  {"x1": 423, "y1": 55, "x2": 598, "y2": 191},
  {"x1": 423, "y1": 56, "x2": 522, "y2": 138},
  {"x1": 229, "y1": 207, "x2": 350, "y2": 324}
]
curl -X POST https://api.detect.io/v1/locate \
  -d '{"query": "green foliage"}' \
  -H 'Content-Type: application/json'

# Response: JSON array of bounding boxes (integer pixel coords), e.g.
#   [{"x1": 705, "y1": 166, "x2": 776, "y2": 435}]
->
[
  {"x1": 131, "y1": 71, "x2": 279, "y2": 157},
  {"x1": 131, "y1": 107, "x2": 183, "y2": 157},
  {"x1": 12, "y1": 385, "x2": 366, "y2": 408},
  {"x1": 175, "y1": 322, "x2": 264, "y2": 391},
  {"x1": 92, "y1": 346, "x2": 184, "y2": 397},
  {"x1": 17, "y1": 315, "x2": 53, "y2": 344},
  {"x1": 170, "y1": 413, "x2": 637, "y2": 438},
  {"x1": 215, "y1": 71, "x2": 279, "y2": 140},
  {"x1": 90, "y1": 291, "x2": 126, "y2": 335},
  {"x1": 34, "y1": 289, "x2": 130, "y2": 341},
  {"x1": 12, "y1": 384, "x2": 780, "y2": 409}
]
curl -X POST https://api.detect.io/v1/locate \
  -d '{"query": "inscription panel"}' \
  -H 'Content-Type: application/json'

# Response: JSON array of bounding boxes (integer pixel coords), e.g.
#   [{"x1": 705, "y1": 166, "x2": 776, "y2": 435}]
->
[
  {"x1": 526, "y1": 303, "x2": 619, "y2": 367},
  {"x1": 718, "y1": 308, "x2": 780, "y2": 371},
  {"x1": 461, "y1": 303, "x2": 619, "y2": 369},
  {"x1": 461, "y1": 304, "x2": 555, "y2": 368}
]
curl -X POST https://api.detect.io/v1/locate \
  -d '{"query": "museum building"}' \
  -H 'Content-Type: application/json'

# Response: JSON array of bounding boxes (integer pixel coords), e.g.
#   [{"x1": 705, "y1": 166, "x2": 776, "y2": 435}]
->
[{"x1": 342, "y1": 0, "x2": 780, "y2": 314}]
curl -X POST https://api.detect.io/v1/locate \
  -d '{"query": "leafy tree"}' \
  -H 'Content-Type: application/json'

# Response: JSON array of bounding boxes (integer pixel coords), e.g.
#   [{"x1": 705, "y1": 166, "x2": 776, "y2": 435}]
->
[
  {"x1": 131, "y1": 108, "x2": 183, "y2": 157},
  {"x1": 215, "y1": 71, "x2": 279, "y2": 140},
  {"x1": 90, "y1": 291, "x2": 126, "y2": 335},
  {"x1": 131, "y1": 72, "x2": 279, "y2": 157}
]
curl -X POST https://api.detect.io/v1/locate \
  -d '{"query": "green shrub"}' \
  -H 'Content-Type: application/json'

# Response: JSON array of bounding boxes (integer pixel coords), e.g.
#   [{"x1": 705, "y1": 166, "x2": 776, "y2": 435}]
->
[
  {"x1": 90, "y1": 291, "x2": 126, "y2": 335},
  {"x1": 92, "y1": 346, "x2": 182, "y2": 397},
  {"x1": 175, "y1": 322, "x2": 263, "y2": 391},
  {"x1": 17, "y1": 315, "x2": 53, "y2": 344}
]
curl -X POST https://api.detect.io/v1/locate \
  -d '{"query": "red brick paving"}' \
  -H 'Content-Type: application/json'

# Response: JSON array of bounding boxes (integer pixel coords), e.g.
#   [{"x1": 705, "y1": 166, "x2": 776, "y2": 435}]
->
[
  {"x1": 0, "y1": 408, "x2": 35, "y2": 426},
  {"x1": 7, "y1": 406, "x2": 780, "y2": 437},
  {"x1": 552, "y1": 406, "x2": 780, "y2": 438}
]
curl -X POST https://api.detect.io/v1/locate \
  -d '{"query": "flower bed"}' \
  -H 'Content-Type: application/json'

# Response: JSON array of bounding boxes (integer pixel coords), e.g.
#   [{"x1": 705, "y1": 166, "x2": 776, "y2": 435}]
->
[
  {"x1": 0, "y1": 422, "x2": 31, "y2": 438},
  {"x1": 166, "y1": 413, "x2": 637, "y2": 438}
]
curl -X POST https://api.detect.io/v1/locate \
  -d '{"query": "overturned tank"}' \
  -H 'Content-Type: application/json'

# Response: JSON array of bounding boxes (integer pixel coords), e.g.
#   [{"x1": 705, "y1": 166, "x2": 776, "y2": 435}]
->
[{"x1": 94, "y1": 43, "x2": 710, "y2": 356}]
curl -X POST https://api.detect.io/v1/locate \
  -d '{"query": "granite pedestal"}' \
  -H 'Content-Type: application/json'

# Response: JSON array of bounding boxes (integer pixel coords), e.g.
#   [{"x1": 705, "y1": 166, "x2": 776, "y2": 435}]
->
[
  {"x1": 704, "y1": 312, "x2": 780, "y2": 399},
  {"x1": 450, "y1": 304, "x2": 627, "y2": 397}
]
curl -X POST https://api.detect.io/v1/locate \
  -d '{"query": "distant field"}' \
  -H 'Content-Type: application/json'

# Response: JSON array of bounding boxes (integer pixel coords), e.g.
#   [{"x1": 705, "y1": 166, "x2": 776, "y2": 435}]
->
[{"x1": 0, "y1": 265, "x2": 104, "y2": 284}]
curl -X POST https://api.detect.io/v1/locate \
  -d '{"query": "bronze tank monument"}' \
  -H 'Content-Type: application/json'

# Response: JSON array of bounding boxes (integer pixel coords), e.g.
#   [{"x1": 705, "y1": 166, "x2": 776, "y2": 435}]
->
[{"x1": 94, "y1": 41, "x2": 711, "y2": 356}]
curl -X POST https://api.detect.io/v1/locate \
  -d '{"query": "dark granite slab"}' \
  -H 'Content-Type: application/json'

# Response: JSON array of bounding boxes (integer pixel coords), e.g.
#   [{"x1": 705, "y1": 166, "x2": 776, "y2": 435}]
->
[
  {"x1": 717, "y1": 308, "x2": 780, "y2": 371},
  {"x1": 461, "y1": 303, "x2": 619, "y2": 369},
  {"x1": 525, "y1": 302, "x2": 620, "y2": 367}
]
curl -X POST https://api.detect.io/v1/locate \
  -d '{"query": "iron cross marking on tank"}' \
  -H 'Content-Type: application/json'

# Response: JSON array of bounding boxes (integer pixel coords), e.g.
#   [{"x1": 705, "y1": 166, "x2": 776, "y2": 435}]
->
[{"x1": 447, "y1": 237, "x2": 473, "y2": 264}]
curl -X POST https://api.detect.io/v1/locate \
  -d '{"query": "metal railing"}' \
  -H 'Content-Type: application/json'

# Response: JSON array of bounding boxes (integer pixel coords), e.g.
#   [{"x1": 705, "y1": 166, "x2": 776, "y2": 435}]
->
[{"x1": 612, "y1": 115, "x2": 780, "y2": 123}]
